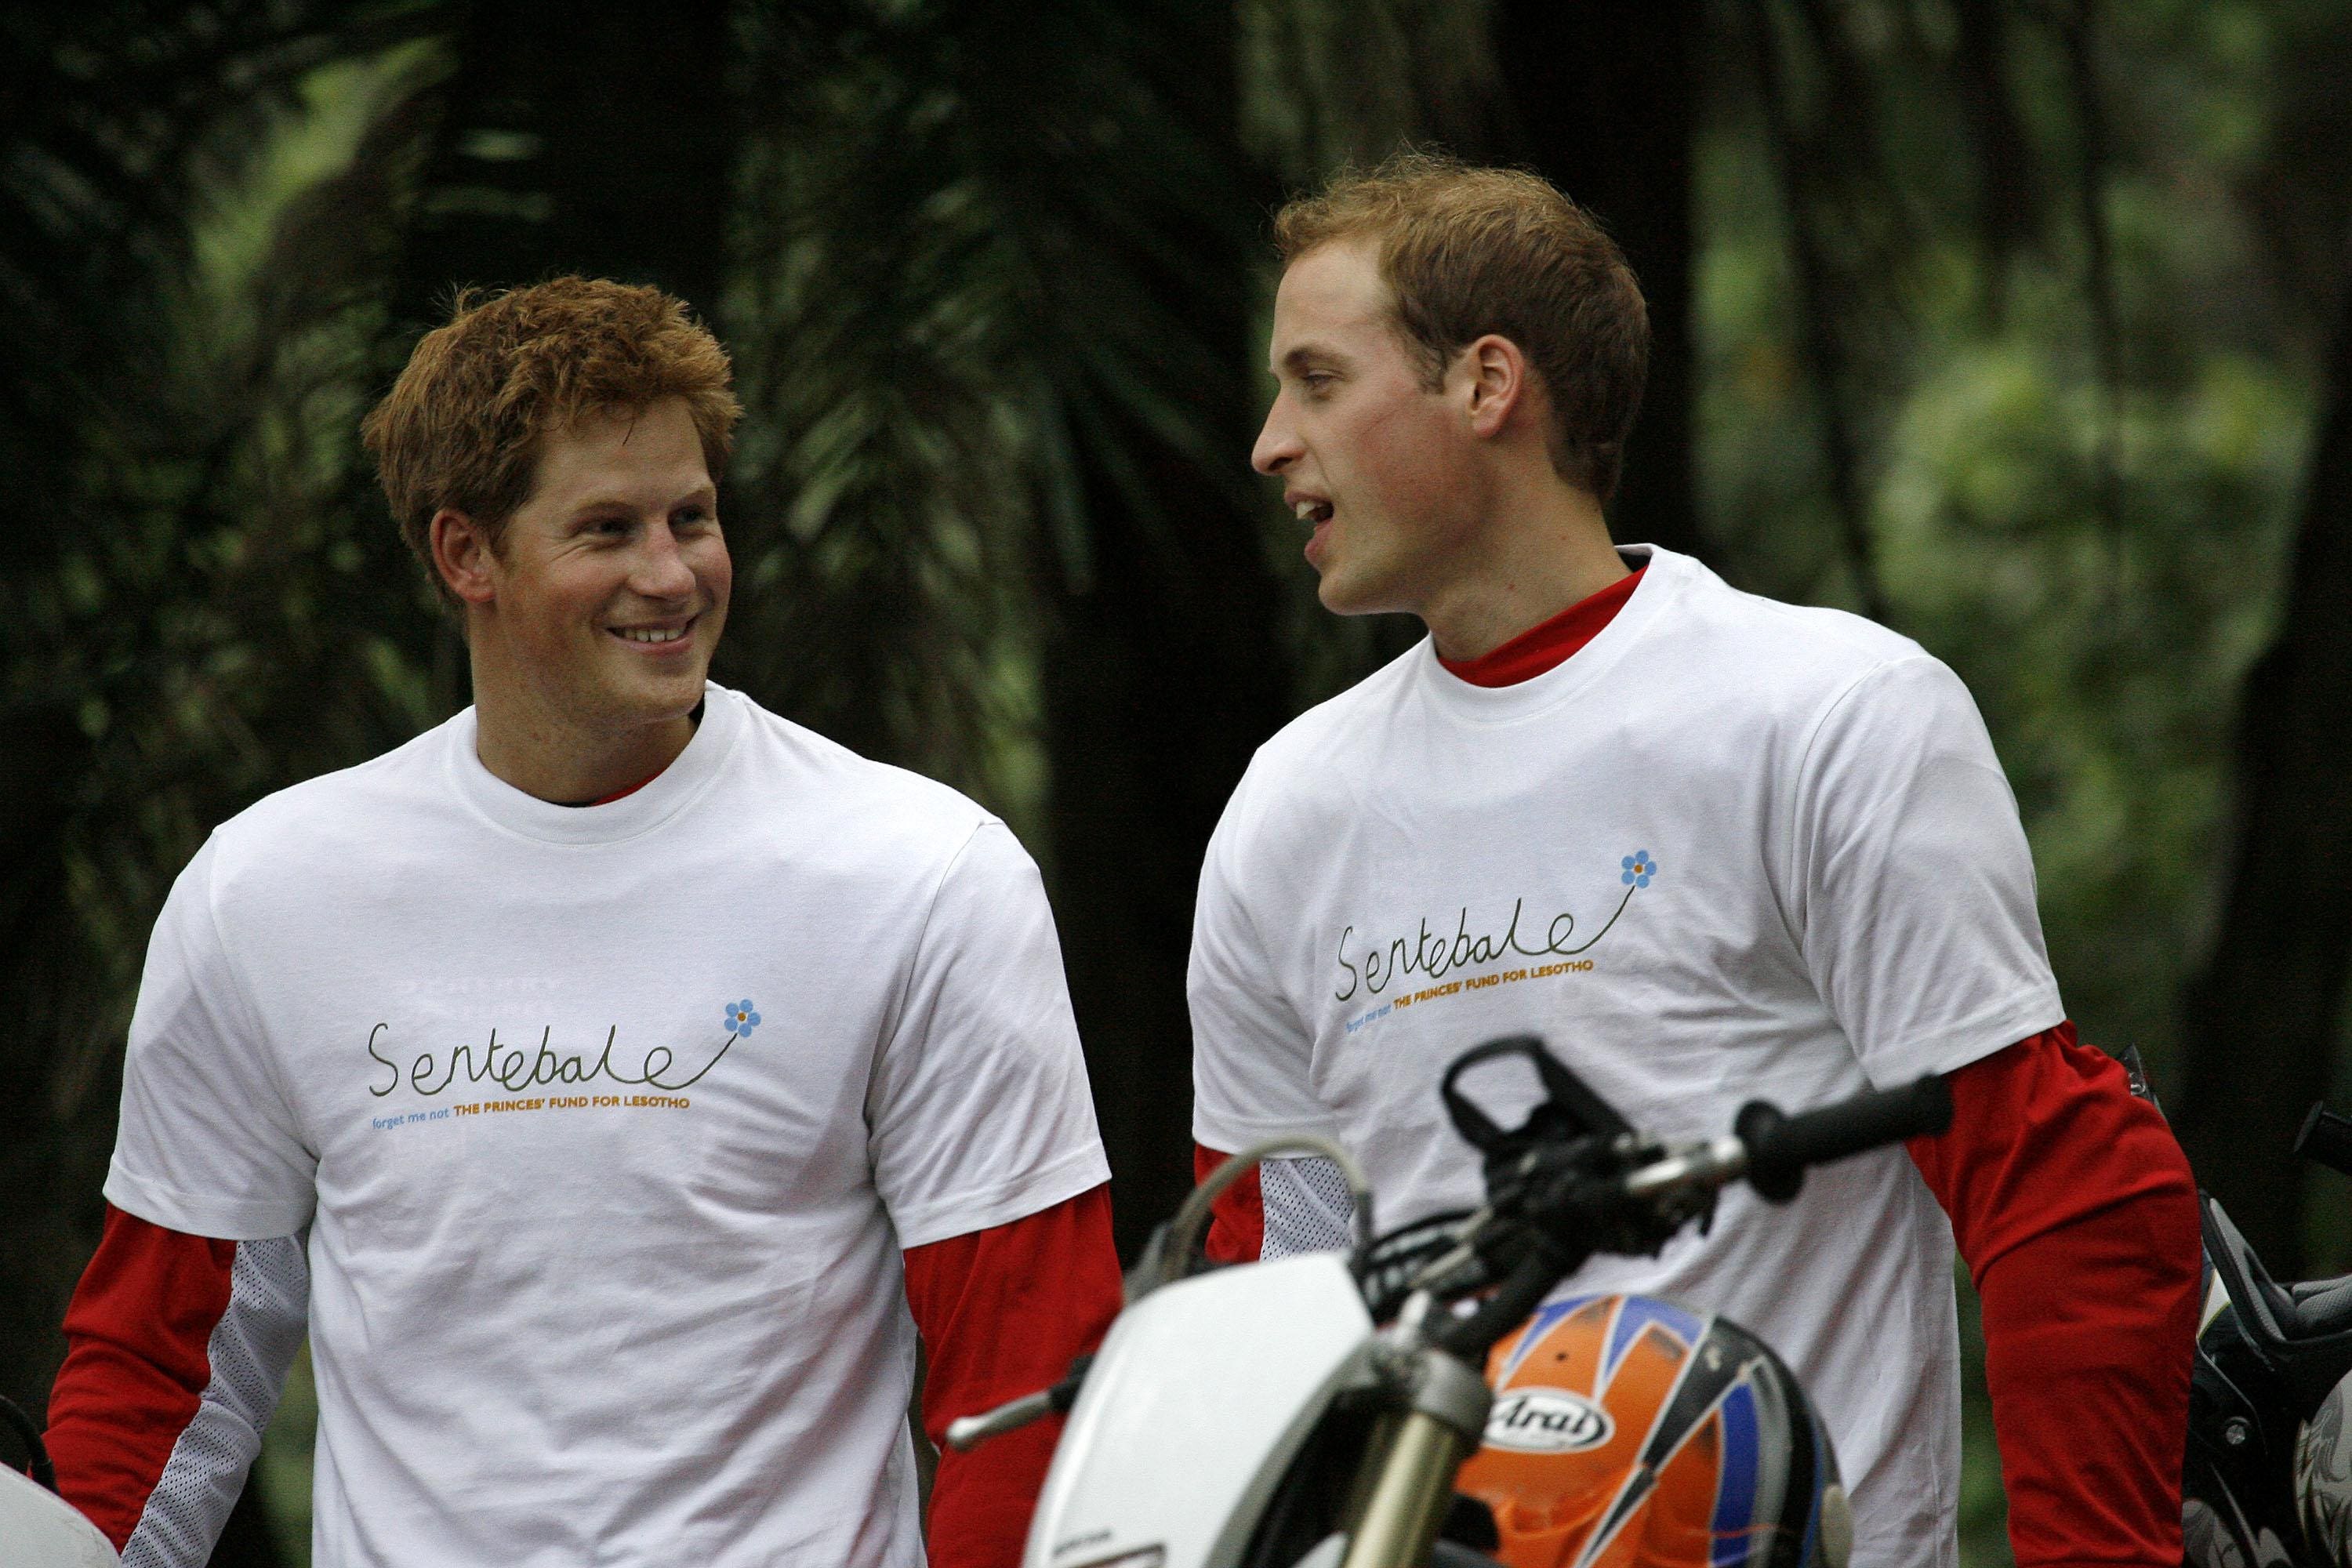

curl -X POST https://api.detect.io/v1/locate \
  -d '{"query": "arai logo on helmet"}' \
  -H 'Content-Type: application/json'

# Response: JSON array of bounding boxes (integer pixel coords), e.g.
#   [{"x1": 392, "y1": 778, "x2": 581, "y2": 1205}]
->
[{"x1": 1485, "y1": 1388, "x2": 1613, "y2": 1453}]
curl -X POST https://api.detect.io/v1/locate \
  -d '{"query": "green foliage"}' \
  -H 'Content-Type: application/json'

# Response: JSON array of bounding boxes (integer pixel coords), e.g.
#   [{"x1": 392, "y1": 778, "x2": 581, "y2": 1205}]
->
[
  {"x1": 9, "y1": 4, "x2": 2350, "y2": 1566},
  {"x1": 1697, "y1": 0, "x2": 2317, "y2": 1090},
  {"x1": 720, "y1": 0, "x2": 1279, "y2": 848},
  {"x1": 0, "y1": 6, "x2": 452, "y2": 1450}
]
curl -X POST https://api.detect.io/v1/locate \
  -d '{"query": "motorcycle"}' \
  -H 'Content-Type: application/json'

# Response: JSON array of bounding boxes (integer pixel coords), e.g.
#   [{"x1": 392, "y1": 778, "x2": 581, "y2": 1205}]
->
[
  {"x1": 0, "y1": 1393, "x2": 117, "y2": 1566},
  {"x1": 2185, "y1": 1096, "x2": 2352, "y2": 1568},
  {"x1": 950, "y1": 1035, "x2": 1954, "y2": 1568}
]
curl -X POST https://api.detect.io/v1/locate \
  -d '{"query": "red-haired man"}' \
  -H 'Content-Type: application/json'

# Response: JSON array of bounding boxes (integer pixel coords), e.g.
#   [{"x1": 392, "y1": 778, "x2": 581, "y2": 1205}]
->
[{"x1": 48, "y1": 278, "x2": 1118, "y2": 1568}]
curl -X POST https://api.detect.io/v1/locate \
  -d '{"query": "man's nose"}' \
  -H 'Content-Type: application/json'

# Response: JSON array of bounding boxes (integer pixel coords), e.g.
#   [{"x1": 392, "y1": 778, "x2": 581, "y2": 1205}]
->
[
  {"x1": 1251, "y1": 397, "x2": 1301, "y2": 476},
  {"x1": 633, "y1": 522, "x2": 699, "y2": 598}
]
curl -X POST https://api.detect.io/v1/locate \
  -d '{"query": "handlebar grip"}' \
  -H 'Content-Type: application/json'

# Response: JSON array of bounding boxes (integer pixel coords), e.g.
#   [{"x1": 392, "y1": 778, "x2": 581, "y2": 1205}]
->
[{"x1": 1736, "y1": 1075, "x2": 1953, "y2": 1203}]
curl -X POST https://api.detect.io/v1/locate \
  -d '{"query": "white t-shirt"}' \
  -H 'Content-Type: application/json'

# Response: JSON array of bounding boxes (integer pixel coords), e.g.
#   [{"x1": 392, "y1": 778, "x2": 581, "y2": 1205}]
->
[
  {"x1": 1189, "y1": 546, "x2": 2062, "y2": 1568},
  {"x1": 107, "y1": 683, "x2": 1109, "y2": 1568}
]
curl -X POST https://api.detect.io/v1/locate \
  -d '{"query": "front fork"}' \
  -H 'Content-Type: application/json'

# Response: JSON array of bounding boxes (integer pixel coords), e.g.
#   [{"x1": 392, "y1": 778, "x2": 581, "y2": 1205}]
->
[{"x1": 1338, "y1": 1346, "x2": 1492, "y2": 1568}]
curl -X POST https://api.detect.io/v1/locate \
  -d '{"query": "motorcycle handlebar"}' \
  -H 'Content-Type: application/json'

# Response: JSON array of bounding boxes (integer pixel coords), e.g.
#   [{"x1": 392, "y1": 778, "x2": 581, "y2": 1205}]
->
[
  {"x1": 1735, "y1": 1074, "x2": 1952, "y2": 1203},
  {"x1": 1434, "y1": 1076, "x2": 1951, "y2": 1363}
]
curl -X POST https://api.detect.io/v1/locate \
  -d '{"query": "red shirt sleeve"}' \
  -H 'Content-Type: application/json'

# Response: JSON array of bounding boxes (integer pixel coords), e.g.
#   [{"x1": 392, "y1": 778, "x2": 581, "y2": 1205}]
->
[
  {"x1": 45, "y1": 1204, "x2": 238, "y2": 1549},
  {"x1": 1906, "y1": 1024, "x2": 2201, "y2": 1568},
  {"x1": 1193, "y1": 1143, "x2": 1263, "y2": 1264},
  {"x1": 902, "y1": 1184, "x2": 1123, "y2": 1568}
]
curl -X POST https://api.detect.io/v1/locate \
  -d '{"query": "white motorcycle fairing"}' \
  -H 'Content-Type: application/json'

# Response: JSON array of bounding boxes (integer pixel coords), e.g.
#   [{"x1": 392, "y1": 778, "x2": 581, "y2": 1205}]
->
[
  {"x1": 0, "y1": 1465, "x2": 118, "y2": 1566},
  {"x1": 1023, "y1": 1252, "x2": 1374, "y2": 1568}
]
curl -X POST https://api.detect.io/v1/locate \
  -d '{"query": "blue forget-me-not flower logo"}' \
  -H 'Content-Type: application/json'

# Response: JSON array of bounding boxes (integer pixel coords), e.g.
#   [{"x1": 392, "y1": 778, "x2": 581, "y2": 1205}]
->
[
  {"x1": 723, "y1": 999, "x2": 761, "y2": 1037},
  {"x1": 1621, "y1": 850, "x2": 1658, "y2": 888}
]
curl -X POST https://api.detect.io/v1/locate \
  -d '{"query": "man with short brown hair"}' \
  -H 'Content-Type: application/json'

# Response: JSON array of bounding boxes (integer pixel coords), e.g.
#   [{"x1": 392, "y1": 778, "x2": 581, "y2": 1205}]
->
[
  {"x1": 1269, "y1": 156, "x2": 1647, "y2": 504},
  {"x1": 48, "y1": 276, "x2": 1120, "y2": 1568},
  {"x1": 1190, "y1": 154, "x2": 2200, "y2": 1568}
]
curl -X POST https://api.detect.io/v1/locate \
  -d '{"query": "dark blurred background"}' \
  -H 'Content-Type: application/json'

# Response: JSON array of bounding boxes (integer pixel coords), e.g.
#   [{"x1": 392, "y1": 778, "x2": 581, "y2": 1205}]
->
[{"x1": 6, "y1": 2, "x2": 2352, "y2": 1562}]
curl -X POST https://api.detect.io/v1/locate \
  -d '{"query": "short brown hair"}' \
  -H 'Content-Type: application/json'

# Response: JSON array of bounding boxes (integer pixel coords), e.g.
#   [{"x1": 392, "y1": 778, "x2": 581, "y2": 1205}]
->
[
  {"x1": 362, "y1": 277, "x2": 742, "y2": 597},
  {"x1": 1272, "y1": 152, "x2": 1648, "y2": 502}
]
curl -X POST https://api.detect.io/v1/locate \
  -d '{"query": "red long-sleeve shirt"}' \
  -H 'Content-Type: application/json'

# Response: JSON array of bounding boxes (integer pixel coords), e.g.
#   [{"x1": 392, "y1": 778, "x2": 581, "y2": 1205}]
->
[{"x1": 49, "y1": 1187, "x2": 1120, "y2": 1566}]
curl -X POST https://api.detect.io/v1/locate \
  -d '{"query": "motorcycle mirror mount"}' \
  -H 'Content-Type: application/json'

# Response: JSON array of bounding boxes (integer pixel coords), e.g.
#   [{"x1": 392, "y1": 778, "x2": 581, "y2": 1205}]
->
[
  {"x1": 1439, "y1": 1036, "x2": 1629, "y2": 1160},
  {"x1": 2296, "y1": 1102, "x2": 2352, "y2": 1179}
]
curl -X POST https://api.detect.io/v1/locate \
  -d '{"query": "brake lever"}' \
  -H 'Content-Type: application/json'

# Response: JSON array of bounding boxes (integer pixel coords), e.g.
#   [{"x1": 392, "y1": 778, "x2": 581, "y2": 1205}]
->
[
  {"x1": 1483, "y1": 1133, "x2": 1697, "y2": 1268},
  {"x1": 942, "y1": 1355, "x2": 1092, "y2": 1451}
]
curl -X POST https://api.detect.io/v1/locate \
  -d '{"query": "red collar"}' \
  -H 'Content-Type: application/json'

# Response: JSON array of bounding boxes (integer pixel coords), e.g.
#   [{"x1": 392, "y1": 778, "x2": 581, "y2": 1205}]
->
[
  {"x1": 1437, "y1": 567, "x2": 1646, "y2": 688},
  {"x1": 585, "y1": 775, "x2": 658, "y2": 806}
]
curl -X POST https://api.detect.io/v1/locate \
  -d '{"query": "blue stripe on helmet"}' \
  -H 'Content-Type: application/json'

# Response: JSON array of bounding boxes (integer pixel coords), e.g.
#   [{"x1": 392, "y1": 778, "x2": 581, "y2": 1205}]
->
[
  {"x1": 1603, "y1": 1296, "x2": 1705, "y2": 1385},
  {"x1": 1711, "y1": 1379, "x2": 1762, "y2": 1566}
]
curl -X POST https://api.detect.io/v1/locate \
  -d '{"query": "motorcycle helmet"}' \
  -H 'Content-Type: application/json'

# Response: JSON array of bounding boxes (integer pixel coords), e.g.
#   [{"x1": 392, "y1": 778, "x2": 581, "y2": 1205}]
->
[{"x1": 1457, "y1": 1294, "x2": 1849, "y2": 1568}]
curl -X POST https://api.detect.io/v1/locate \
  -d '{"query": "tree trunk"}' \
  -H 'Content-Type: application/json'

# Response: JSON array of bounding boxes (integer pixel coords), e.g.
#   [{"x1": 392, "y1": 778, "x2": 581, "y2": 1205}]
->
[
  {"x1": 1041, "y1": 440, "x2": 1290, "y2": 1260},
  {"x1": 1950, "y1": 0, "x2": 2038, "y2": 294},
  {"x1": 1490, "y1": 0, "x2": 1704, "y2": 564},
  {"x1": 389, "y1": 0, "x2": 735, "y2": 337},
  {"x1": 1035, "y1": 5, "x2": 1291, "y2": 1261},
  {"x1": 2176, "y1": 263, "x2": 2352, "y2": 1276}
]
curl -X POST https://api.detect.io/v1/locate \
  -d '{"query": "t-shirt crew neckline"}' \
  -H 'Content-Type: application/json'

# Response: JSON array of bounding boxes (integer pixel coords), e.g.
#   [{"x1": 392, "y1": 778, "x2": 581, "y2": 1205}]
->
[
  {"x1": 1417, "y1": 543, "x2": 1671, "y2": 724},
  {"x1": 1437, "y1": 564, "x2": 1646, "y2": 688},
  {"x1": 446, "y1": 680, "x2": 743, "y2": 845}
]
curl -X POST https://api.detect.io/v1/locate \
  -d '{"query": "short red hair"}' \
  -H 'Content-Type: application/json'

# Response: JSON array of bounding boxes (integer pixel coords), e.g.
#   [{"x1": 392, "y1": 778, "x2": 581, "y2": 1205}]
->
[{"x1": 361, "y1": 277, "x2": 742, "y2": 599}]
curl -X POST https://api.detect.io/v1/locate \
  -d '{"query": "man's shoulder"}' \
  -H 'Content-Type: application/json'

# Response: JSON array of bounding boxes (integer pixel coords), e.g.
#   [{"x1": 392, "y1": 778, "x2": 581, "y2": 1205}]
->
[
  {"x1": 206, "y1": 718, "x2": 458, "y2": 868},
  {"x1": 720, "y1": 690, "x2": 1014, "y2": 866},
  {"x1": 734, "y1": 695, "x2": 993, "y2": 827},
  {"x1": 1243, "y1": 637, "x2": 1425, "y2": 783},
  {"x1": 1193, "y1": 641, "x2": 1423, "y2": 865},
  {"x1": 1649, "y1": 549, "x2": 1929, "y2": 698}
]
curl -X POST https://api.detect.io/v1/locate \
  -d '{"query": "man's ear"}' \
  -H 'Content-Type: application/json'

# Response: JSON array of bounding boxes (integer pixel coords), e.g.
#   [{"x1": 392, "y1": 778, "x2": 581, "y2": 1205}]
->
[
  {"x1": 1460, "y1": 333, "x2": 1529, "y2": 441},
  {"x1": 429, "y1": 509, "x2": 499, "y2": 606}
]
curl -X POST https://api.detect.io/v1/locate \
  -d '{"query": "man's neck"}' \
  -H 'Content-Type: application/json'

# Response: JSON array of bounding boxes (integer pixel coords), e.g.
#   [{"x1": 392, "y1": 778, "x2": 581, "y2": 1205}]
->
[
  {"x1": 1416, "y1": 481, "x2": 1628, "y2": 662},
  {"x1": 470, "y1": 685, "x2": 697, "y2": 804}
]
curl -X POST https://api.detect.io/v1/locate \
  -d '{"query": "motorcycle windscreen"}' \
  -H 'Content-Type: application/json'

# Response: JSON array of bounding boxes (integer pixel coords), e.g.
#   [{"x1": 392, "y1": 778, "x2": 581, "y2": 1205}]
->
[
  {"x1": 1024, "y1": 1252, "x2": 1374, "y2": 1568},
  {"x1": 0, "y1": 1465, "x2": 119, "y2": 1567}
]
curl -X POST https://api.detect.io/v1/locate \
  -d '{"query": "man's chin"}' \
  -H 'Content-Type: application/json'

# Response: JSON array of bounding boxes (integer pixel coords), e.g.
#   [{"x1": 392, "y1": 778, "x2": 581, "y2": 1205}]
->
[
  {"x1": 601, "y1": 658, "x2": 711, "y2": 724},
  {"x1": 1314, "y1": 568, "x2": 1392, "y2": 619}
]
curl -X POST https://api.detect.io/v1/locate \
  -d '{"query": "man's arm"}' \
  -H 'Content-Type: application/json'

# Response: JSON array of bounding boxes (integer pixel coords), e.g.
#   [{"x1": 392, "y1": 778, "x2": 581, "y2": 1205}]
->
[
  {"x1": 902, "y1": 1183, "x2": 1122, "y2": 1568},
  {"x1": 45, "y1": 1204, "x2": 307, "y2": 1562},
  {"x1": 1188, "y1": 775, "x2": 1336, "y2": 1259},
  {"x1": 1192, "y1": 1145, "x2": 1264, "y2": 1264},
  {"x1": 1907, "y1": 1023, "x2": 2201, "y2": 1568},
  {"x1": 865, "y1": 818, "x2": 1117, "y2": 1564},
  {"x1": 1780, "y1": 656, "x2": 2198, "y2": 1563}
]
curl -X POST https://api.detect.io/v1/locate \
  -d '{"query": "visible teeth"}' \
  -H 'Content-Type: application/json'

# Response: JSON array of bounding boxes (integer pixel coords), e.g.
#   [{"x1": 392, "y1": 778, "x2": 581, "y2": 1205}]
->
[
  {"x1": 1294, "y1": 499, "x2": 1331, "y2": 521},
  {"x1": 621, "y1": 626, "x2": 685, "y2": 643}
]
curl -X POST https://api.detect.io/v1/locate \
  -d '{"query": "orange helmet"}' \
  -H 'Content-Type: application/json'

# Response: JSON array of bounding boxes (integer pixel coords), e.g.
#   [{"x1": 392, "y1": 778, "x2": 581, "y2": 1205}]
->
[{"x1": 1457, "y1": 1294, "x2": 1851, "y2": 1568}]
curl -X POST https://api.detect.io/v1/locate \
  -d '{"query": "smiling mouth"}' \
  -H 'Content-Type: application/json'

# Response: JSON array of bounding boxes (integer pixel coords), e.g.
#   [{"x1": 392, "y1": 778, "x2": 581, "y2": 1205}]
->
[{"x1": 611, "y1": 621, "x2": 693, "y2": 644}]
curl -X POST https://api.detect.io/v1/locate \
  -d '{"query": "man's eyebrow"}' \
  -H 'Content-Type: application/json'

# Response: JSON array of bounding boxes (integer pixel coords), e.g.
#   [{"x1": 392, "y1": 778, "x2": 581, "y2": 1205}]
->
[
  {"x1": 563, "y1": 482, "x2": 717, "y2": 522},
  {"x1": 1276, "y1": 343, "x2": 1345, "y2": 376}
]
